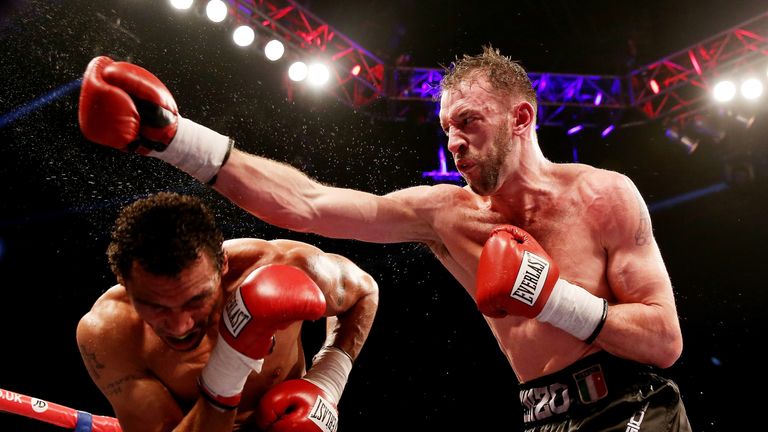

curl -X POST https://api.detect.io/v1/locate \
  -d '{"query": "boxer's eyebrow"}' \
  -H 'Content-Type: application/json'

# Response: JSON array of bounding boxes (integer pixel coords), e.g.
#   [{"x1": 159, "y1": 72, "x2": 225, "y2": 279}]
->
[{"x1": 132, "y1": 286, "x2": 213, "y2": 310}]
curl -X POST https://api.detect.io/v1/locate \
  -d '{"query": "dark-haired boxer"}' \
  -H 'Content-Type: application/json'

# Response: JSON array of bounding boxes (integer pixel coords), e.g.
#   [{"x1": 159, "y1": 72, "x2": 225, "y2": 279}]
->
[
  {"x1": 78, "y1": 46, "x2": 690, "y2": 430},
  {"x1": 77, "y1": 192, "x2": 378, "y2": 432}
]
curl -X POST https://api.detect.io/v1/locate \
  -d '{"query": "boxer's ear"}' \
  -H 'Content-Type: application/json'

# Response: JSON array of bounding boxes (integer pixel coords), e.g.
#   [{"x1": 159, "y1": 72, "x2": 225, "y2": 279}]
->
[
  {"x1": 510, "y1": 101, "x2": 535, "y2": 135},
  {"x1": 221, "y1": 250, "x2": 229, "y2": 275}
]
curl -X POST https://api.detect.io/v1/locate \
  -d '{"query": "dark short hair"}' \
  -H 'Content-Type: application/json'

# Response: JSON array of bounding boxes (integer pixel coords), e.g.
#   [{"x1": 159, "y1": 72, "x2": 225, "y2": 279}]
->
[
  {"x1": 440, "y1": 45, "x2": 537, "y2": 112},
  {"x1": 107, "y1": 192, "x2": 225, "y2": 280}
]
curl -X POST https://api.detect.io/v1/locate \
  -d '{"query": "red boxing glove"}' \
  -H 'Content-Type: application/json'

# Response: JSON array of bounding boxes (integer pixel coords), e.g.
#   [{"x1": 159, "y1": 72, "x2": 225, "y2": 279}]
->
[
  {"x1": 257, "y1": 379, "x2": 339, "y2": 432},
  {"x1": 476, "y1": 225, "x2": 607, "y2": 342},
  {"x1": 78, "y1": 56, "x2": 232, "y2": 183},
  {"x1": 219, "y1": 264, "x2": 327, "y2": 358},
  {"x1": 200, "y1": 265, "x2": 327, "y2": 410},
  {"x1": 78, "y1": 56, "x2": 178, "y2": 153},
  {"x1": 476, "y1": 225, "x2": 560, "y2": 319}
]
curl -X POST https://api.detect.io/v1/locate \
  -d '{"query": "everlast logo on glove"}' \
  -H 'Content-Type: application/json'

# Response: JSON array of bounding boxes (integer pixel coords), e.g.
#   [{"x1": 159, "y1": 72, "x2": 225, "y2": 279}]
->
[
  {"x1": 510, "y1": 251, "x2": 550, "y2": 306},
  {"x1": 223, "y1": 289, "x2": 252, "y2": 338},
  {"x1": 308, "y1": 395, "x2": 338, "y2": 432}
]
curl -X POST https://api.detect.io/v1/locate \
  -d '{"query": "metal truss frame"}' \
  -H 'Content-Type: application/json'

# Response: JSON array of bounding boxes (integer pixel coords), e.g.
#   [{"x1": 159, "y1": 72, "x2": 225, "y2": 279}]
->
[
  {"x1": 231, "y1": 1, "x2": 767, "y2": 130},
  {"x1": 531, "y1": 73, "x2": 625, "y2": 127},
  {"x1": 229, "y1": 0, "x2": 386, "y2": 107},
  {"x1": 390, "y1": 67, "x2": 626, "y2": 127},
  {"x1": 629, "y1": 11, "x2": 768, "y2": 123}
]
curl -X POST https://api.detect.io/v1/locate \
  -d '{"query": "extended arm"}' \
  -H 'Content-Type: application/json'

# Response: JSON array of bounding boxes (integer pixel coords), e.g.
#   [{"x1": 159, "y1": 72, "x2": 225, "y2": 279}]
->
[
  {"x1": 216, "y1": 150, "x2": 432, "y2": 243},
  {"x1": 77, "y1": 55, "x2": 434, "y2": 244}
]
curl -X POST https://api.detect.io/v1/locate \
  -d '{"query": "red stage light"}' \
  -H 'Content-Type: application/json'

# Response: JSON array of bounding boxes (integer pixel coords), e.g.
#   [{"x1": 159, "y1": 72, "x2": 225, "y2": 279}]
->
[{"x1": 649, "y1": 79, "x2": 660, "y2": 94}]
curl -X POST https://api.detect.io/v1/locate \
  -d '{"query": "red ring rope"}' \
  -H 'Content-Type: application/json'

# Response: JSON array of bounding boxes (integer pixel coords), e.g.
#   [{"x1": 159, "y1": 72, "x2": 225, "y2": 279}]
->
[{"x1": 0, "y1": 387, "x2": 121, "y2": 431}]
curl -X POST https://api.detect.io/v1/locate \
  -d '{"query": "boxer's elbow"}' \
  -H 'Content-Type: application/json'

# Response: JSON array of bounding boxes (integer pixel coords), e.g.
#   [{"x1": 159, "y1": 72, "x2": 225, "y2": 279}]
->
[
  {"x1": 364, "y1": 276, "x2": 380, "y2": 309},
  {"x1": 353, "y1": 274, "x2": 380, "y2": 318},
  {"x1": 653, "y1": 323, "x2": 684, "y2": 369}
]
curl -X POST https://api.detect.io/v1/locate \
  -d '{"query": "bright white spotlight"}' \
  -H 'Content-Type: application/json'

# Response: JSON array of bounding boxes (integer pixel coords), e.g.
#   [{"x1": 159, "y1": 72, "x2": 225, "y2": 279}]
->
[
  {"x1": 712, "y1": 80, "x2": 736, "y2": 103},
  {"x1": 170, "y1": 0, "x2": 193, "y2": 10},
  {"x1": 206, "y1": 0, "x2": 228, "y2": 23},
  {"x1": 307, "y1": 63, "x2": 330, "y2": 86},
  {"x1": 233, "y1": 25, "x2": 255, "y2": 47},
  {"x1": 264, "y1": 40, "x2": 285, "y2": 61},
  {"x1": 740, "y1": 78, "x2": 763, "y2": 100},
  {"x1": 288, "y1": 62, "x2": 308, "y2": 82}
]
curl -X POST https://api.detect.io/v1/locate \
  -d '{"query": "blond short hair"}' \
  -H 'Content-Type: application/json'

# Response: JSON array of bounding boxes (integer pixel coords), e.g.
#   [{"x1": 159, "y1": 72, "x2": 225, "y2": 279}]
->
[{"x1": 440, "y1": 45, "x2": 537, "y2": 112}]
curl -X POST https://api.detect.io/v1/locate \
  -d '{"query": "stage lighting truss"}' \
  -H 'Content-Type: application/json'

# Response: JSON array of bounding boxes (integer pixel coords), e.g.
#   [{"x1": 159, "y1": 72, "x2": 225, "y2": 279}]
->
[
  {"x1": 173, "y1": 2, "x2": 768, "y2": 140},
  {"x1": 170, "y1": 0, "x2": 768, "y2": 135},
  {"x1": 223, "y1": 0, "x2": 387, "y2": 107},
  {"x1": 390, "y1": 67, "x2": 626, "y2": 129},
  {"x1": 629, "y1": 12, "x2": 768, "y2": 121},
  {"x1": 389, "y1": 13, "x2": 768, "y2": 132}
]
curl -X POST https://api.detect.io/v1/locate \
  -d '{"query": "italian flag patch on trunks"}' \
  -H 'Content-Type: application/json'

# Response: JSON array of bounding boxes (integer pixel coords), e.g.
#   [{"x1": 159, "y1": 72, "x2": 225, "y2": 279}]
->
[{"x1": 573, "y1": 364, "x2": 608, "y2": 404}]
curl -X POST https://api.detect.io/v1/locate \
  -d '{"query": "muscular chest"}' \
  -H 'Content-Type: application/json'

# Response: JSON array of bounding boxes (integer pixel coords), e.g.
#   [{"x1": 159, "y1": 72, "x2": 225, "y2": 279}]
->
[{"x1": 431, "y1": 200, "x2": 603, "y2": 289}]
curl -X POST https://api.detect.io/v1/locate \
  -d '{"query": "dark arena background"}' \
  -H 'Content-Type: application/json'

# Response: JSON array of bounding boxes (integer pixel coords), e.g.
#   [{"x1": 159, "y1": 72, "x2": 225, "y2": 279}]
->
[{"x1": 1, "y1": 0, "x2": 767, "y2": 430}]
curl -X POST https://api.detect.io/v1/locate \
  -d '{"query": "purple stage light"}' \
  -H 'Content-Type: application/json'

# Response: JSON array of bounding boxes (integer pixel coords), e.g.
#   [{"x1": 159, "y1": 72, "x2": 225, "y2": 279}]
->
[
  {"x1": 422, "y1": 146, "x2": 462, "y2": 182},
  {"x1": 601, "y1": 125, "x2": 615, "y2": 137}
]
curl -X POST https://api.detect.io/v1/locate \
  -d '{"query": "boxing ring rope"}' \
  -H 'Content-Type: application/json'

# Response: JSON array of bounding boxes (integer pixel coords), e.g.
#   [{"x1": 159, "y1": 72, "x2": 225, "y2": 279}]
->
[{"x1": 0, "y1": 387, "x2": 122, "y2": 431}]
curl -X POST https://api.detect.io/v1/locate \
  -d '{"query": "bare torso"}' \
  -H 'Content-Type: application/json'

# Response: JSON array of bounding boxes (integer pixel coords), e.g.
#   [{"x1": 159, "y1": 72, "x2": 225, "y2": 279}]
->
[
  {"x1": 92, "y1": 240, "x2": 329, "y2": 430},
  {"x1": 420, "y1": 164, "x2": 615, "y2": 382}
]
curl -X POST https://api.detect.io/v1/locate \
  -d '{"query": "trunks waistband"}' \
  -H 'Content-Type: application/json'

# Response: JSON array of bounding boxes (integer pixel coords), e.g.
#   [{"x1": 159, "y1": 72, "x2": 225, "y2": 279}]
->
[{"x1": 519, "y1": 351, "x2": 653, "y2": 426}]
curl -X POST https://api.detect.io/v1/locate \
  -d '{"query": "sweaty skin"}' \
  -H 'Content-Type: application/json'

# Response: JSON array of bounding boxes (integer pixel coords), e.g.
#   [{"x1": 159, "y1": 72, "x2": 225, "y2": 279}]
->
[
  {"x1": 77, "y1": 239, "x2": 378, "y2": 432},
  {"x1": 209, "y1": 76, "x2": 682, "y2": 383}
]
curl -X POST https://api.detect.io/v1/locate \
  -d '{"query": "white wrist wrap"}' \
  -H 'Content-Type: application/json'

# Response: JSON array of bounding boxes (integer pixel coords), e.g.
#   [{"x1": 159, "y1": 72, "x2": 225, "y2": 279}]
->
[
  {"x1": 200, "y1": 338, "x2": 264, "y2": 397},
  {"x1": 149, "y1": 117, "x2": 231, "y2": 184},
  {"x1": 303, "y1": 347, "x2": 353, "y2": 403},
  {"x1": 536, "y1": 279, "x2": 606, "y2": 341}
]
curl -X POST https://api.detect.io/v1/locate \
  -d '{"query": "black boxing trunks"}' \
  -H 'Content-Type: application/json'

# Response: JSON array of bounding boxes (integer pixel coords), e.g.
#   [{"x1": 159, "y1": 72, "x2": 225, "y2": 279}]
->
[{"x1": 519, "y1": 351, "x2": 691, "y2": 431}]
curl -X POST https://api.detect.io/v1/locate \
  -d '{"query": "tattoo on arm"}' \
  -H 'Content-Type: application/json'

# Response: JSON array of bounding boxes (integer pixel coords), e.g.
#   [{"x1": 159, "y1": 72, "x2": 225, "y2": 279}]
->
[
  {"x1": 104, "y1": 374, "x2": 141, "y2": 396},
  {"x1": 79, "y1": 344, "x2": 105, "y2": 380},
  {"x1": 634, "y1": 191, "x2": 651, "y2": 246}
]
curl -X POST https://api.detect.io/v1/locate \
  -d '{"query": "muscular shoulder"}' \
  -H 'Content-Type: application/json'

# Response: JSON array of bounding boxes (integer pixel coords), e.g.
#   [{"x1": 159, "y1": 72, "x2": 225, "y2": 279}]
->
[
  {"x1": 556, "y1": 165, "x2": 632, "y2": 210},
  {"x1": 223, "y1": 237, "x2": 356, "y2": 282},
  {"x1": 561, "y1": 164, "x2": 628, "y2": 197},
  {"x1": 266, "y1": 239, "x2": 355, "y2": 279},
  {"x1": 219, "y1": 238, "x2": 287, "y2": 291},
  {"x1": 564, "y1": 165, "x2": 647, "y2": 246},
  {"x1": 224, "y1": 237, "x2": 277, "y2": 266},
  {"x1": 270, "y1": 240, "x2": 375, "y2": 308},
  {"x1": 224, "y1": 238, "x2": 323, "y2": 267},
  {"x1": 77, "y1": 286, "x2": 144, "y2": 359}
]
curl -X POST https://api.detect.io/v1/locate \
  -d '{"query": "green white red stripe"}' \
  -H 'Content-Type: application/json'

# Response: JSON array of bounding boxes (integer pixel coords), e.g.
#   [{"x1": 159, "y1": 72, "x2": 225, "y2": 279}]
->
[{"x1": 574, "y1": 365, "x2": 608, "y2": 403}]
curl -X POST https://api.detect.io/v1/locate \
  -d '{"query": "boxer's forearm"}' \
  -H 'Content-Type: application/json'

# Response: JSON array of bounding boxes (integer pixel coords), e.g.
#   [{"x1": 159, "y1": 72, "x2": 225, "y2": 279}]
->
[
  {"x1": 213, "y1": 149, "x2": 421, "y2": 244},
  {"x1": 588, "y1": 301, "x2": 682, "y2": 369},
  {"x1": 213, "y1": 149, "x2": 325, "y2": 231}
]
